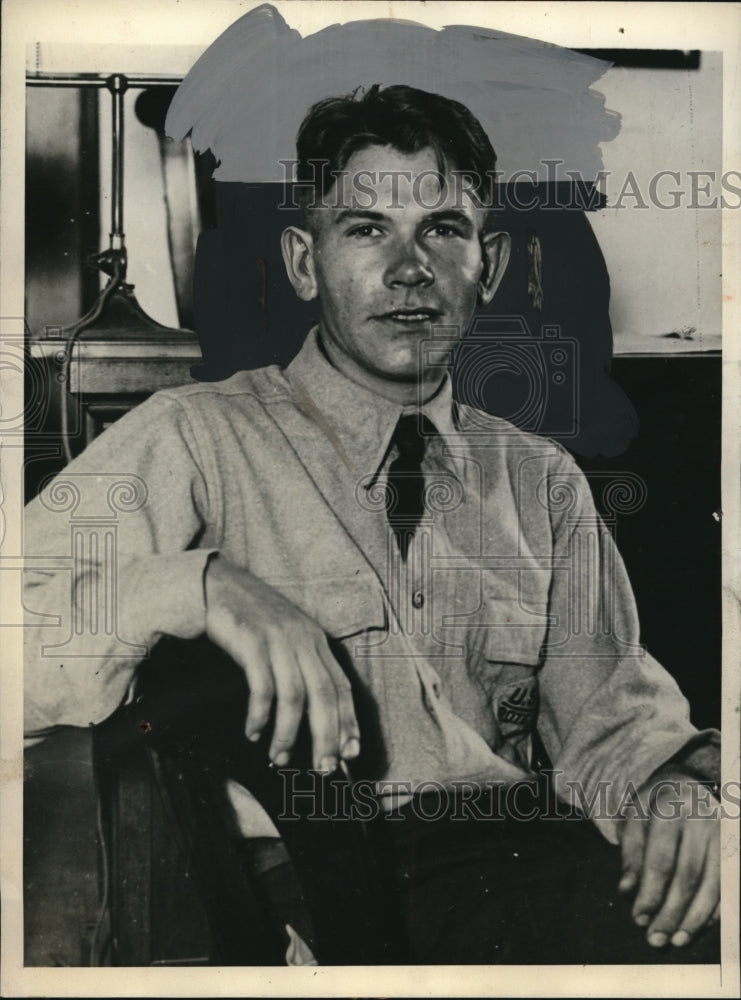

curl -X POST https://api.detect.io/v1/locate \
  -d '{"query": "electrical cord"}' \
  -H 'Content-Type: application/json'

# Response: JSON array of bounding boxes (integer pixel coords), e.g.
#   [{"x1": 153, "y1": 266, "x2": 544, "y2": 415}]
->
[
  {"x1": 58, "y1": 256, "x2": 124, "y2": 464},
  {"x1": 89, "y1": 769, "x2": 111, "y2": 966},
  {"x1": 52, "y1": 253, "x2": 124, "y2": 964}
]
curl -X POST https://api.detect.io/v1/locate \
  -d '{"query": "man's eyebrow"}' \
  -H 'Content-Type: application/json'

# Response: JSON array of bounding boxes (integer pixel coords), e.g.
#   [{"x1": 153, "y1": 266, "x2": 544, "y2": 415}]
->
[
  {"x1": 334, "y1": 209, "x2": 387, "y2": 226},
  {"x1": 421, "y1": 209, "x2": 475, "y2": 231},
  {"x1": 333, "y1": 208, "x2": 477, "y2": 231}
]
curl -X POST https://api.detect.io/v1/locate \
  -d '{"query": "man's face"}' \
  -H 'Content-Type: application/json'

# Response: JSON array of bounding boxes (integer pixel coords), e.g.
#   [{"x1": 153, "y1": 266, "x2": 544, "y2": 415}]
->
[{"x1": 282, "y1": 144, "x2": 509, "y2": 401}]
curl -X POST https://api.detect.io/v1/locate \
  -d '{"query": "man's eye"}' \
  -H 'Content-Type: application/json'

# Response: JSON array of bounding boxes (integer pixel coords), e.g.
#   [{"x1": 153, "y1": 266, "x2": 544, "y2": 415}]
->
[
  {"x1": 426, "y1": 224, "x2": 461, "y2": 238},
  {"x1": 347, "y1": 224, "x2": 382, "y2": 238}
]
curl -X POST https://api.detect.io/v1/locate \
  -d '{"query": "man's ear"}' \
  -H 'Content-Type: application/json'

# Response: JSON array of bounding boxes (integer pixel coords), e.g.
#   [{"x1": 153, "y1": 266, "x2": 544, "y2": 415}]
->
[
  {"x1": 478, "y1": 231, "x2": 511, "y2": 306},
  {"x1": 281, "y1": 226, "x2": 318, "y2": 301}
]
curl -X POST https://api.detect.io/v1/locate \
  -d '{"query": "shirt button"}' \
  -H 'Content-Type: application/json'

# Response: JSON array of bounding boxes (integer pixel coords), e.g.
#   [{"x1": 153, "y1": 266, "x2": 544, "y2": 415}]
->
[{"x1": 412, "y1": 590, "x2": 425, "y2": 609}]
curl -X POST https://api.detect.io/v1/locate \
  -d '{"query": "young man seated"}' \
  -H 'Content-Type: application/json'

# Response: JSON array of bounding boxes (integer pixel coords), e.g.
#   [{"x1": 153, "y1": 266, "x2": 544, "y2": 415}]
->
[{"x1": 24, "y1": 84, "x2": 720, "y2": 964}]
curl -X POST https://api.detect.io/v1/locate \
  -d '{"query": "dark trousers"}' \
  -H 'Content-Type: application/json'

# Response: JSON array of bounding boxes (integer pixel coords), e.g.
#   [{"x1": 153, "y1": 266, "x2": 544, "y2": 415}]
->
[
  {"x1": 371, "y1": 786, "x2": 721, "y2": 965},
  {"x1": 107, "y1": 637, "x2": 720, "y2": 965}
]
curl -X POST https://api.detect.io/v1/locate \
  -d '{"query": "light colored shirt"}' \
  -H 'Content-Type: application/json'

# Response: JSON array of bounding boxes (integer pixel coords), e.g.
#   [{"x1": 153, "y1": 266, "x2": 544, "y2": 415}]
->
[{"x1": 23, "y1": 327, "x2": 717, "y2": 841}]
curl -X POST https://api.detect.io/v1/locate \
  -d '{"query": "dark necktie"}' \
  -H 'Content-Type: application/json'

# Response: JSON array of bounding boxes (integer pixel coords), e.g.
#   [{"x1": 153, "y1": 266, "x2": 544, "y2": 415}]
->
[{"x1": 385, "y1": 414, "x2": 435, "y2": 559}]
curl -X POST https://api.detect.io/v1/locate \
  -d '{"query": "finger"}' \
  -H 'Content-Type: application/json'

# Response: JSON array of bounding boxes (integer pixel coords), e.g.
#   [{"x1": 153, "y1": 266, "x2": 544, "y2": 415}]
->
[
  {"x1": 298, "y1": 645, "x2": 342, "y2": 773},
  {"x1": 316, "y1": 640, "x2": 360, "y2": 760},
  {"x1": 667, "y1": 828, "x2": 720, "y2": 947},
  {"x1": 619, "y1": 816, "x2": 647, "y2": 894},
  {"x1": 631, "y1": 814, "x2": 682, "y2": 926},
  {"x1": 232, "y1": 633, "x2": 276, "y2": 742},
  {"x1": 267, "y1": 641, "x2": 307, "y2": 766},
  {"x1": 644, "y1": 820, "x2": 710, "y2": 946}
]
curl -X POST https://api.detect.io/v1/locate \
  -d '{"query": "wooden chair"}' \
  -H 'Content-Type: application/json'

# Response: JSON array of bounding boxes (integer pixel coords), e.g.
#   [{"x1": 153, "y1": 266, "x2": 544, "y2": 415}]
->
[{"x1": 92, "y1": 634, "x2": 402, "y2": 965}]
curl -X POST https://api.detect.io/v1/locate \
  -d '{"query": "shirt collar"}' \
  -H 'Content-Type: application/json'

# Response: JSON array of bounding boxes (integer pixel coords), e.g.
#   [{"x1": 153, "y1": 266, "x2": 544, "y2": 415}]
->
[{"x1": 285, "y1": 327, "x2": 459, "y2": 481}]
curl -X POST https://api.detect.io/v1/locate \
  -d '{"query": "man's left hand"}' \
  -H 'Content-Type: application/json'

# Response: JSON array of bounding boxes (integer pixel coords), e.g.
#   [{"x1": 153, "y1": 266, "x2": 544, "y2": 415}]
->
[{"x1": 618, "y1": 769, "x2": 720, "y2": 948}]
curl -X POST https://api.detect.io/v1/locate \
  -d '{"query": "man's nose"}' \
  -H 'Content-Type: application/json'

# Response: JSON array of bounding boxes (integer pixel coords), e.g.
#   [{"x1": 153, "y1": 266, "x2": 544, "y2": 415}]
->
[{"x1": 383, "y1": 241, "x2": 434, "y2": 288}]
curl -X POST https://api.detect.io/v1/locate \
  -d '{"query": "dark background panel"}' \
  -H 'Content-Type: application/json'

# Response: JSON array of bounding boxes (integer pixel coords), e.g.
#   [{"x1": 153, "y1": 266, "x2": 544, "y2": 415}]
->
[{"x1": 580, "y1": 355, "x2": 721, "y2": 731}]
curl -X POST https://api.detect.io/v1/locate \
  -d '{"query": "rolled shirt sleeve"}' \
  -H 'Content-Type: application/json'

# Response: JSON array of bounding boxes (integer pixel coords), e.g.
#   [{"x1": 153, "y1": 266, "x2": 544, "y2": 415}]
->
[
  {"x1": 23, "y1": 393, "x2": 216, "y2": 737},
  {"x1": 537, "y1": 447, "x2": 719, "y2": 841}
]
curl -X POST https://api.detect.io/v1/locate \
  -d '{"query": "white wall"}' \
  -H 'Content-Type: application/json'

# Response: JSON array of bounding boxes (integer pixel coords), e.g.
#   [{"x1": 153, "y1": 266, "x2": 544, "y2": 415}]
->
[
  {"x1": 589, "y1": 54, "x2": 723, "y2": 353},
  {"x1": 98, "y1": 96, "x2": 182, "y2": 330}
]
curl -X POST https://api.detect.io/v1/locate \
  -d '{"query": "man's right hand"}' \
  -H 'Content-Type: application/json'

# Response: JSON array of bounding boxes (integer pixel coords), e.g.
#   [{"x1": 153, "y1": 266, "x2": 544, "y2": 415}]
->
[{"x1": 204, "y1": 554, "x2": 360, "y2": 773}]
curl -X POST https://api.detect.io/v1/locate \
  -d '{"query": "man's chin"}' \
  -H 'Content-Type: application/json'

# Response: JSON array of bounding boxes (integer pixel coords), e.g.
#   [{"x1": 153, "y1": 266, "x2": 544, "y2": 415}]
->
[
  {"x1": 384, "y1": 344, "x2": 454, "y2": 382},
  {"x1": 369, "y1": 359, "x2": 445, "y2": 387}
]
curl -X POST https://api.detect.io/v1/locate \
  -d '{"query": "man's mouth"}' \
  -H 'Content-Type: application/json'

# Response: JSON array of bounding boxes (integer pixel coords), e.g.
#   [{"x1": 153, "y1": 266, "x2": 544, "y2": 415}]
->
[{"x1": 380, "y1": 308, "x2": 442, "y2": 323}]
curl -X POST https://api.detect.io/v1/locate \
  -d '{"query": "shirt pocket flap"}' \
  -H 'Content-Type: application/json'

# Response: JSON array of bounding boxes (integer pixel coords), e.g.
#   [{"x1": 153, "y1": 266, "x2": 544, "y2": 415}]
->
[
  {"x1": 478, "y1": 566, "x2": 550, "y2": 666},
  {"x1": 264, "y1": 573, "x2": 387, "y2": 639},
  {"x1": 482, "y1": 618, "x2": 547, "y2": 667}
]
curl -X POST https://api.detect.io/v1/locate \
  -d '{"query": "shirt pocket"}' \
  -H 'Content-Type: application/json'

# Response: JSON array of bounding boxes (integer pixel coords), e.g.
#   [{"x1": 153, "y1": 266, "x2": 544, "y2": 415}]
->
[
  {"x1": 473, "y1": 611, "x2": 548, "y2": 743},
  {"x1": 487, "y1": 664, "x2": 541, "y2": 742},
  {"x1": 262, "y1": 572, "x2": 387, "y2": 639}
]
